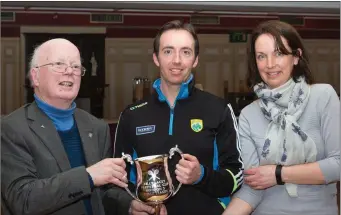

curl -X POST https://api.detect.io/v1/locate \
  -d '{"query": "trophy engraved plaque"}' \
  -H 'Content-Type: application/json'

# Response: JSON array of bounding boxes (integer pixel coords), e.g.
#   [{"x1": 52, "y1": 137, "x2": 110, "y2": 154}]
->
[{"x1": 122, "y1": 145, "x2": 183, "y2": 215}]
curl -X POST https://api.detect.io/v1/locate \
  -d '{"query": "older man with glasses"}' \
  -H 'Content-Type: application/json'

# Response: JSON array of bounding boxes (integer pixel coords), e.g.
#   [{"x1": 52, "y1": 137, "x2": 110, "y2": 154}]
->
[{"x1": 1, "y1": 38, "x2": 128, "y2": 215}]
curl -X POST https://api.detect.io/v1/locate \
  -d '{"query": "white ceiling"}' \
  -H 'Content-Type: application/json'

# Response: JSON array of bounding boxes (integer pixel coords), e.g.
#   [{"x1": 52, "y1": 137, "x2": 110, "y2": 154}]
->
[{"x1": 1, "y1": 1, "x2": 340, "y2": 15}]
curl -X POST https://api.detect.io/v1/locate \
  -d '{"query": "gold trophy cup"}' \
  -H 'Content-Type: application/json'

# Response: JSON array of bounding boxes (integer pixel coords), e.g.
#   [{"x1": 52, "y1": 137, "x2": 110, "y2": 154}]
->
[{"x1": 121, "y1": 145, "x2": 183, "y2": 215}]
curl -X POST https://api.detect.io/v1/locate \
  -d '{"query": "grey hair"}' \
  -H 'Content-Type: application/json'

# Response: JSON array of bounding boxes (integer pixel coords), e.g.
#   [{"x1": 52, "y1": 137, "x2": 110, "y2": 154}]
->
[{"x1": 27, "y1": 44, "x2": 42, "y2": 87}]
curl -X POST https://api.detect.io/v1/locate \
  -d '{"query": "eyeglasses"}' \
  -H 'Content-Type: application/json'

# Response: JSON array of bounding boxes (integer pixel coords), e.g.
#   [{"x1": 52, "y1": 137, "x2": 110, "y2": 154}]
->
[{"x1": 36, "y1": 62, "x2": 86, "y2": 76}]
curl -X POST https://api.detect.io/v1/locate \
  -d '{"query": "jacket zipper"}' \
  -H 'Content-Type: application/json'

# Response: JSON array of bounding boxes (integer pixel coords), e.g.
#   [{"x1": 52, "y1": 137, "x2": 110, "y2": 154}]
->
[{"x1": 169, "y1": 107, "x2": 174, "y2": 135}]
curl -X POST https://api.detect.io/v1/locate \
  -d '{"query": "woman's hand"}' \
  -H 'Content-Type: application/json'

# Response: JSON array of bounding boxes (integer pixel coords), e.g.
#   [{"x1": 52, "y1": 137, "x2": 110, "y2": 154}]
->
[{"x1": 244, "y1": 165, "x2": 277, "y2": 190}]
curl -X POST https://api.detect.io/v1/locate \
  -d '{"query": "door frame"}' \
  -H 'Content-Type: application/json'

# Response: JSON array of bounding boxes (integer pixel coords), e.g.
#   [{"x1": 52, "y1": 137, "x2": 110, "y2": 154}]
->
[{"x1": 19, "y1": 26, "x2": 106, "y2": 105}]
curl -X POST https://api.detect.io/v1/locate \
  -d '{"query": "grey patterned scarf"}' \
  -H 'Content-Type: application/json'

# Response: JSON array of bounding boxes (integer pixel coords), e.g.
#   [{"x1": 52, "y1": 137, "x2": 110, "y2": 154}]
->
[{"x1": 254, "y1": 77, "x2": 317, "y2": 197}]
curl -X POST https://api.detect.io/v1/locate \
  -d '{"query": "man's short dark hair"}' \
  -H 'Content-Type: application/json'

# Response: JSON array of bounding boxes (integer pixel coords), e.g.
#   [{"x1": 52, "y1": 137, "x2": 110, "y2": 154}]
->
[{"x1": 153, "y1": 20, "x2": 199, "y2": 58}]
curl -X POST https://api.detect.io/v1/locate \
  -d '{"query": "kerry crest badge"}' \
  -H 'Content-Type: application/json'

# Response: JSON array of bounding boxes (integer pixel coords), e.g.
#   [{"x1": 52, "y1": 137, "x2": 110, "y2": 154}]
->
[{"x1": 190, "y1": 119, "x2": 203, "y2": 132}]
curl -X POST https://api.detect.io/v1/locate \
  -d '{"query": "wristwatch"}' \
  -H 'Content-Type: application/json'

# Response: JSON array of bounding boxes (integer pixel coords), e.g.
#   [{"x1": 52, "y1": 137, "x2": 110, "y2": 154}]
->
[{"x1": 275, "y1": 165, "x2": 285, "y2": 185}]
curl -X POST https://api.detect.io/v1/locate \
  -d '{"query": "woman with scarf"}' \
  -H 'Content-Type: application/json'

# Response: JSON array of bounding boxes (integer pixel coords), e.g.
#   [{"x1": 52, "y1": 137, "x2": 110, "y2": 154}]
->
[{"x1": 223, "y1": 20, "x2": 340, "y2": 215}]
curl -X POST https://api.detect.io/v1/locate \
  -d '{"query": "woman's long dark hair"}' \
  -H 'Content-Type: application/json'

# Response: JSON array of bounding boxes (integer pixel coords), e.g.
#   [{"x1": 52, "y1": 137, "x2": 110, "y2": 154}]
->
[{"x1": 247, "y1": 20, "x2": 314, "y2": 88}]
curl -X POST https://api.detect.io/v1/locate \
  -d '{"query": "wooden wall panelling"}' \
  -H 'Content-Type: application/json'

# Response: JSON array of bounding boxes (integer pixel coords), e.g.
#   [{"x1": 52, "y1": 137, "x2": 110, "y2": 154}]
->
[
  {"x1": 304, "y1": 39, "x2": 340, "y2": 94},
  {"x1": 104, "y1": 38, "x2": 155, "y2": 119},
  {"x1": 196, "y1": 34, "x2": 231, "y2": 98},
  {"x1": 196, "y1": 34, "x2": 251, "y2": 97},
  {"x1": 1, "y1": 38, "x2": 20, "y2": 115},
  {"x1": 229, "y1": 37, "x2": 249, "y2": 93}
]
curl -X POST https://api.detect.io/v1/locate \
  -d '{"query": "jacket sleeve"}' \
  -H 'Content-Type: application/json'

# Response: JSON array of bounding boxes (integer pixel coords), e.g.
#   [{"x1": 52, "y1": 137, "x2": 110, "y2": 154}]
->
[
  {"x1": 232, "y1": 110, "x2": 264, "y2": 209},
  {"x1": 1, "y1": 122, "x2": 92, "y2": 215},
  {"x1": 316, "y1": 84, "x2": 340, "y2": 183},
  {"x1": 194, "y1": 104, "x2": 244, "y2": 198},
  {"x1": 102, "y1": 123, "x2": 114, "y2": 159},
  {"x1": 102, "y1": 111, "x2": 134, "y2": 215},
  {"x1": 99, "y1": 123, "x2": 114, "y2": 196}
]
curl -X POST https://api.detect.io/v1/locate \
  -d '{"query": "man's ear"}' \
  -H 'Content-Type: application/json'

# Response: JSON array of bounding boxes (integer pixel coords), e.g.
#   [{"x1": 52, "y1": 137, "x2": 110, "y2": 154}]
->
[
  {"x1": 294, "y1": 48, "x2": 302, "y2": 65},
  {"x1": 153, "y1": 53, "x2": 160, "y2": 67},
  {"x1": 192, "y1": 56, "x2": 199, "y2": 68},
  {"x1": 30, "y1": 68, "x2": 40, "y2": 87}
]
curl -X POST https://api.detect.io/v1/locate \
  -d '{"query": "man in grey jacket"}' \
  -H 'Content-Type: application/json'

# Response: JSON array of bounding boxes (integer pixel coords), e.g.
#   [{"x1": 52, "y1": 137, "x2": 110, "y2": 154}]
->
[{"x1": 1, "y1": 38, "x2": 128, "y2": 215}]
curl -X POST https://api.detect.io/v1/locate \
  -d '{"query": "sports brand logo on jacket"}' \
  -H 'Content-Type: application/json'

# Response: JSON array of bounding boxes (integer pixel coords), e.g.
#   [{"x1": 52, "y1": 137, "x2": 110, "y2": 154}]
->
[
  {"x1": 190, "y1": 119, "x2": 203, "y2": 132},
  {"x1": 130, "y1": 102, "x2": 148, "y2": 111},
  {"x1": 136, "y1": 125, "x2": 156, "y2": 135}
]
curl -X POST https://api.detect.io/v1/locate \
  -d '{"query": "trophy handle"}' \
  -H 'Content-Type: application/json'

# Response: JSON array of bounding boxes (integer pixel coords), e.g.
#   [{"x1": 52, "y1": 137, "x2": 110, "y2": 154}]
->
[
  {"x1": 121, "y1": 153, "x2": 144, "y2": 203},
  {"x1": 121, "y1": 152, "x2": 134, "y2": 165},
  {"x1": 168, "y1": 145, "x2": 184, "y2": 196}
]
